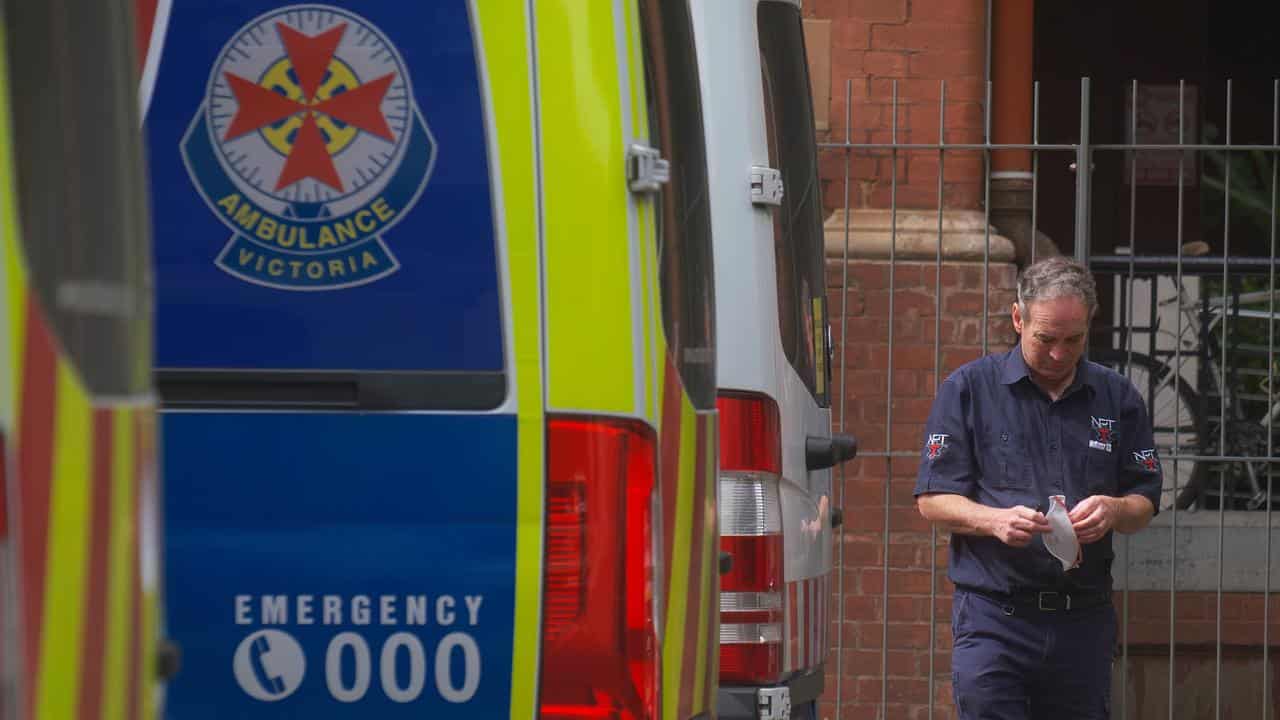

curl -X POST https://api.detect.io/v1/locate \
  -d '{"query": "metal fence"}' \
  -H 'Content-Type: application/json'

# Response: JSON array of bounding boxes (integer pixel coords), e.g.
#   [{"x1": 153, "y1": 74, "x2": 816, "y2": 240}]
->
[{"x1": 821, "y1": 76, "x2": 1280, "y2": 719}]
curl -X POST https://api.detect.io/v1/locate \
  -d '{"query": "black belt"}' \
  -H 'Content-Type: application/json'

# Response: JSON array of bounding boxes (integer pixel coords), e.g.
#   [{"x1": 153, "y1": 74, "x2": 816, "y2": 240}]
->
[{"x1": 961, "y1": 586, "x2": 1112, "y2": 612}]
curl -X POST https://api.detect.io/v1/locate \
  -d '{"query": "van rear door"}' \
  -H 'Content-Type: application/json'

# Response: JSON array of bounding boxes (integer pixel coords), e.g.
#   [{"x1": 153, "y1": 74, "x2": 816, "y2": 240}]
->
[
  {"x1": 144, "y1": 3, "x2": 522, "y2": 717},
  {"x1": 757, "y1": 0, "x2": 836, "y2": 679}
]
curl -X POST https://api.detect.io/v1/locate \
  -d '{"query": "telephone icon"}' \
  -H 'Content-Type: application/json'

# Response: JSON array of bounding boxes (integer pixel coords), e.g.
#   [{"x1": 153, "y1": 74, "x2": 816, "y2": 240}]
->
[
  {"x1": 232, "y1": 629, "x2": 305, "y2": 701},
  {"x1": 249, "y1": 634, "x2": 286, "y2": 696}
]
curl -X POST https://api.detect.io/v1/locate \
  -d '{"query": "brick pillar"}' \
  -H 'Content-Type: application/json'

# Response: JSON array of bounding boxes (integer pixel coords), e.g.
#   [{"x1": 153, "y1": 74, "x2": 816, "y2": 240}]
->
[{"x1": 821, "y1": 209, "x2": 1018, "y2": 720}]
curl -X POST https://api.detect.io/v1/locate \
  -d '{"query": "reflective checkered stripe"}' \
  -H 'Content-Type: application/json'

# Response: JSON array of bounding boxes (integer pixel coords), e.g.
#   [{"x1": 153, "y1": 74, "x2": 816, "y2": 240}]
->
[
  {"x1": 4, "y1": 296, "x2": 159, "y2": 720},
  {"x1": 784, "y1": 574, "x2": 830, "y2": 672},
  {"x1": 0, "y1": 32, "x2": 159, "y2": 719},
  {"x1": 2, "y1": 293, "x2": 159, "y2": 720}
]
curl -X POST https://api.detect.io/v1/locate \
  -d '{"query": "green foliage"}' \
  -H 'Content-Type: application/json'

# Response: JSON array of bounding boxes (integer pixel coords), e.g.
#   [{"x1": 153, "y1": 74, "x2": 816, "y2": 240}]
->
[
  {"x1": 1198, "y1": 123, "x2": 1280, "y2": 416},
  {"x1": 1200, "y1": 123, "x2": 1279, "y2": 241}
]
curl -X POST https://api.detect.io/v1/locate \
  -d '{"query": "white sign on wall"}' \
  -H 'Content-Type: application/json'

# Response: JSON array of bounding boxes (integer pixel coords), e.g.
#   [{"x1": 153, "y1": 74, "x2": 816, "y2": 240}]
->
[{"x1": 1124, "y1": 84, "x2": 1199, "y2": 187}]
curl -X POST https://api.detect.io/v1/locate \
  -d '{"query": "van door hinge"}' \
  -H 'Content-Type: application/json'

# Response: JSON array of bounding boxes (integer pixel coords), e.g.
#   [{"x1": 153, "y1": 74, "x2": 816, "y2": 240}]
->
[
  {"x1": 750, "y1": 165, "x2": 784, "y2": 206},
  {"x1": 626, "y1": 144, "x2": 669, "y2": 193},
  {"x1": 757, "y1": 687, "x2": 791, "y2": 720}
]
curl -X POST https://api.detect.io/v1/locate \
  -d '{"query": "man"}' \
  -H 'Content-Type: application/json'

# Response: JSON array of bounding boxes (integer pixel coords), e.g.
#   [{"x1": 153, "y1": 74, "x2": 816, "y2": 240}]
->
[{"x1": 914, "y1": 256, "x2": 1162, "y2": 720}]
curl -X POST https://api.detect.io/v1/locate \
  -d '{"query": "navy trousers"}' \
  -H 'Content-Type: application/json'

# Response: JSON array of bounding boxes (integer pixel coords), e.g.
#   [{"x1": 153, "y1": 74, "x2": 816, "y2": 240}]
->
[{"x1": 951, "y1": 590, "x2": 1117, "y2": 720}]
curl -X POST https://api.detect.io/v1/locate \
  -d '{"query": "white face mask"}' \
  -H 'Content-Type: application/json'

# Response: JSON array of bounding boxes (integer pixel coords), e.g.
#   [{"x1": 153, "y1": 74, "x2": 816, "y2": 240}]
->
[{"x1": 1044, "y1": 495, "x2": 1081, "y2": 571}]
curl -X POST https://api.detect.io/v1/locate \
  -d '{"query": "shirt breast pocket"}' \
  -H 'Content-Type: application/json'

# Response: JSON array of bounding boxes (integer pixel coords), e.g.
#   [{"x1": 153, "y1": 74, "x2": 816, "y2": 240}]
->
[
  {"x1": 990, "y1": 433, "x2": 1030, "y2": 490},
  {"x1": 1086, "y1": 448, "x2": 1119, "y2": 495}
]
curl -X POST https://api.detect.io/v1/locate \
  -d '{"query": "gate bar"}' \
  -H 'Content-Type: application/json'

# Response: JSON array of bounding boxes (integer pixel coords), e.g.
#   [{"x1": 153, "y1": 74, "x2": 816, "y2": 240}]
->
[
  {"x1": 834, "y1": 76, "x2": 854, "y2": 720},
  {"x1": 982, "y1": 81, "x2": 992, "y2": 355},
  {"x1": 1088, "y1": 255, "x2": 1280, "y2": 272},
  {"x1": 817, "y1": 142, "x2": 1076, "y2": 151},
  {"x1": 879, "y1": 78, "x2": 900, "y2": 715},
  {"x1": 1094, "y1": 143, "x2": 1280, "y2": 151},
  {"x1": 1118, "y1": 78, "x2": 1141, "y2": 720},
  {"x1": 1215, "y1": 78, "x2": 1233, "y2": 720},
  {"x1": 1031, "y1": 82, "x2": 1040, "y2": 265},
  {"x1": 1167, "y1": 78, "x2": 1188, "y2": 720},
  {"x1": 1074, "y1": 77, "x2": 1091, "y2": 264},
  {"x1": 857, "y1": 450, "x2": 1280, "y2": 463},
  {"x1": 927, "y1": 79, "x2": 948, "y2": 720},
  {"x1": 817, "y1": 142, "x2": 1280, "y2": 152},
  {"x1": 1265, "y1": 77, "x2": 1278, "y2": 720}
]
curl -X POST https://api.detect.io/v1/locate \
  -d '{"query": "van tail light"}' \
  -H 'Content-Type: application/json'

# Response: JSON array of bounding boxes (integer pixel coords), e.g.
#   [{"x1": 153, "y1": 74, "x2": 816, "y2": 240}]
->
[
  {"x1": 0, "y1": 430, "x2": 8, "y2": 542},
  {"x1": 540, "y1": 416, "x2": 659, "y2": 720},
  {"x1": 0, "y1": 431, "x2": 14, "y2": 715},
  {"x1": 716, "y1": 392, "x2": 785, "y2": 685}
]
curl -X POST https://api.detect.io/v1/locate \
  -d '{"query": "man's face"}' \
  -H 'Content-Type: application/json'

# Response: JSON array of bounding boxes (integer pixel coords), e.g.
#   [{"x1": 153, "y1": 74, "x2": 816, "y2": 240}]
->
[{"x1": 1011, "y1": 295, "x2": 1089, "y2": 385}]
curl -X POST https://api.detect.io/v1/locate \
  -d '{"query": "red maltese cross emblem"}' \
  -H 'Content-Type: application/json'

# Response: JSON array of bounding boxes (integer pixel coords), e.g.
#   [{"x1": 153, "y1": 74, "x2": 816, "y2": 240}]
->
[
  {"x1": 221, "y1": 22, "x2": 395, "y2": 191},
  {"x1": 1092, "y1": 416, "x2": 1116, "y2": 444}
]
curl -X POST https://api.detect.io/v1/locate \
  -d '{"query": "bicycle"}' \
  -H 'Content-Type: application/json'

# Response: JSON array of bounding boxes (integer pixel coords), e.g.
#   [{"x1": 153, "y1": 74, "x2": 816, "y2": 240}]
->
[{"x1": 1089, "y1": 249, "x2": 1280, "y2": 511}]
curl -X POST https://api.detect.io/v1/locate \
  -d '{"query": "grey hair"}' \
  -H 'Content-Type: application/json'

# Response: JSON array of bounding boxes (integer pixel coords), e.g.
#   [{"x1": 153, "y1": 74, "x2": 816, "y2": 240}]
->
[{"x1": 1016, "y1": 256, "x2": 1098, "y2": 318}]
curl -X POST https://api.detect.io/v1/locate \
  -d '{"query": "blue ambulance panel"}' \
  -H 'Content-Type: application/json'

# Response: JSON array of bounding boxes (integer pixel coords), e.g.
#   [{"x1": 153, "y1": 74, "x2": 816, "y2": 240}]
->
[{"x1": 163, "y1": 413, "x2": 516, "y2": 717}]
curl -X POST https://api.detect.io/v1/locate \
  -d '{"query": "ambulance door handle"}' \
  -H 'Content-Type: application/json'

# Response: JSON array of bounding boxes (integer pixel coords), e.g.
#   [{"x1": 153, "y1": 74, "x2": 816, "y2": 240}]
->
[
  {"x1": 719, "y1": 551, "x2": 734, "y2": 575},
  {"x1": 805, "y1": 432, "x2": 857, "y2": 471},
  {"x1": 750, "y1": 165, "x2": 783, "y2": 206},
  {"x1": 626, "y1": 144, "x2": 669, "y2": 193},
  {"x1": 157, "y1": 638, "x2": 182, "y2": 681}
]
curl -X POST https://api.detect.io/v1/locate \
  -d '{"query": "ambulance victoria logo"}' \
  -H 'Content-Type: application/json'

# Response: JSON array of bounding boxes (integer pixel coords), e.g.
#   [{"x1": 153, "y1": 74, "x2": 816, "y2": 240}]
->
[
  {"x1": 926, "y1": 433, "x2": 949, "y2": 460},
  {"x1": 182, "y1": 5, "x2": 435, "y2": 290}
]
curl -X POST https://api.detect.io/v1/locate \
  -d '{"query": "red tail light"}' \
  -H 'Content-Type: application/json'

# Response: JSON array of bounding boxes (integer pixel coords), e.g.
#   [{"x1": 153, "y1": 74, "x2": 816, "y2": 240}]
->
[
  {"x1": 540, "y1": 416, "x2": 659, "y2": 720},
  {"x1": 716, "y1": 392, "x2": 785, "y2": 685},
  {"x1": 0, "y1": 431, "x2": 11, "y2": 712},
  {"x1": 718, "y1": 391, "x2": 781, "y2": 474},
  {"x1": 0, "y1": 430, "x2": 7, "y2": 539}
]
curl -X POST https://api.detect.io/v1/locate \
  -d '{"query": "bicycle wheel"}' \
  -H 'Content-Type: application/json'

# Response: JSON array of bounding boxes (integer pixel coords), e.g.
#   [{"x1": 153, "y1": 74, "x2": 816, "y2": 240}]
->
[{"x1": 1089, "y1": 349, "x2": 1207, "y2": 509}]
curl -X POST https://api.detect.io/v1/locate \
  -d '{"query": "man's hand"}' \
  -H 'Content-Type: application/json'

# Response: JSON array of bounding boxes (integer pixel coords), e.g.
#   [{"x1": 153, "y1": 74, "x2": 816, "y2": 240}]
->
[
  {"x1": 1069, "y1": 495, "x2": 1118, "y2": 544},
  {"x1": 1070, "y1": 494, "x2": 1156, "y2": 539},
  {"x1": 988, "y1": 505, "x2": 1050, "y2": 547}
]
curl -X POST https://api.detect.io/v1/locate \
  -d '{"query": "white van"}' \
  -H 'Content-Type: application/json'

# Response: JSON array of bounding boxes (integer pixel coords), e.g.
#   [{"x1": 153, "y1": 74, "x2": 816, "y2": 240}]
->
[{"x1": 691, "y1": 2, "x2": 855, "y2": 718}]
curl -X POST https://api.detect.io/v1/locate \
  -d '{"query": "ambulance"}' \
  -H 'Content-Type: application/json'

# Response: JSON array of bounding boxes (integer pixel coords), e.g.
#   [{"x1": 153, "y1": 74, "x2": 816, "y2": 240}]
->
[
  {"x1": 140, "y1": 1, "x2": 720, "y2": 718},
  {"x1": 1, "y1": 0, "x2": 164, "y2": 718},
  {"x1": 692, "y1": 2, "x2": 855, "y2": 718}
]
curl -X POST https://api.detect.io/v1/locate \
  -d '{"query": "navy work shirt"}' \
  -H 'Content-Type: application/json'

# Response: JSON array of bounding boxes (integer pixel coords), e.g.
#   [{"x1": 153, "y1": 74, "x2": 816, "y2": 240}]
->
[{"x1": 914, "y1": 347, "x2": 1163, "y2": 595}]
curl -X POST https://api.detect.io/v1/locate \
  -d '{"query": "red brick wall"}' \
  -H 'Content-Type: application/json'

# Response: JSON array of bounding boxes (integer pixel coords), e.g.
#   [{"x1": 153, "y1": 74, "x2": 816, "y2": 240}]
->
[
  {"x1": 823, "y1": 258, "x2": 1017, "y2": 720},
  {"x1": 804, "y1": 0, "x2": 988, "y2": 215},
  {"x1": 1122, "y1": 591, "x2": 1280, "y2": 648}
]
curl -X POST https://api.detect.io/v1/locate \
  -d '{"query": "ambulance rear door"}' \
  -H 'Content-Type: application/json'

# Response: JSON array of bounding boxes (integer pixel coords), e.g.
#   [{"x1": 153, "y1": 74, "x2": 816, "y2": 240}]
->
[{"x1": 143, "y1": 2, "x2": 541, "y2": 717}]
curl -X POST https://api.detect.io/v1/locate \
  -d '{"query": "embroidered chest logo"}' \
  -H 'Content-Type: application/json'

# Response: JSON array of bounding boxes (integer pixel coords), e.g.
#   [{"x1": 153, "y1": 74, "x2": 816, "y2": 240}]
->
[
  {"x1": 1133, "y1": 448, "x2": 1159, "y2": 472},
  {"x1": 1090, "y1": 416, "x2": 1116, "y2": 452},
  {"x1": 181, "y1": 4, "x2": 436, "y2": 290},
  {"x1": 926, "y1": 433, "x2": 949, "y2": 460}
]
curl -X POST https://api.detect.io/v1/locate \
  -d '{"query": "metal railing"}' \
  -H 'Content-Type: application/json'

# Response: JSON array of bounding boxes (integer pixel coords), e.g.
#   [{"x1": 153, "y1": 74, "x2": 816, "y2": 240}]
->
[{"x1": 823, "y1": 76, "x2": 1280, "y2": 720}]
